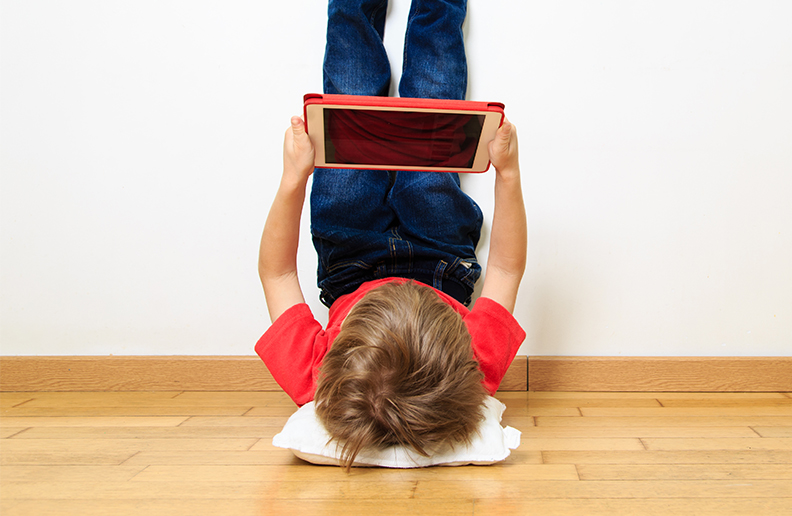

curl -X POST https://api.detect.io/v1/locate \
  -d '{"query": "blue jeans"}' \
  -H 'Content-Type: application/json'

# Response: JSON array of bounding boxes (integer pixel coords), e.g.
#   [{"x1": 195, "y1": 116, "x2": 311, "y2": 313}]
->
[
  {"x1": 312, "y1": 0, "x2": 481, "y2": 307},
  {"x1": 323, "y1": 0, "x2": 468, "y2": 99}
]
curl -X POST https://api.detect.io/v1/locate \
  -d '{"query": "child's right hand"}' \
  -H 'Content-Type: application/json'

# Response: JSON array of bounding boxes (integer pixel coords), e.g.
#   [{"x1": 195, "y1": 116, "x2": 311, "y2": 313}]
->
[{"x1": 283, "y1": 116, "x2": 315, "y2": 182}]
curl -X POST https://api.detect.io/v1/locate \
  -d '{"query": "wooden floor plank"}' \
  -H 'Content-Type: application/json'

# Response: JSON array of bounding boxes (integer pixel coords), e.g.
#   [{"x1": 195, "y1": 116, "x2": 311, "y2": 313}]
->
[
  {"x1": 2, "y1": 437, "x2": 261, "y2": 453},
  {"x1": 1, "y1": 406, "x2": 257, "y2": 417},
  {"x1": 577, "y1": 463, "x2": 792, "y2": 480},
  {"x1": 522, "y1": 426, "x2": 759, "y2": 438},
  {"x1": 1, "y1": 499, "x2": 476, "y2": 516},
  {"x1": 642, "y1": 437, "x2": 792, "y2": 451},
  {"x1": 525, "y1": 392, "x2": 790, "y2": 399},
  {"x1": 413, "y1": 480, "x2": 791, "y2": 500},
  {"x1": 178, "y1": 416, "x2": 288, "y2": 427},
  {"x1": 537, "y1": 416, "x2": 792, "y2": 427},
  {"x1": 2, "y1": 480, "x2": 423, "y2": 500},
  {"x1": 0, "y1": 416, "x2": 189, "y2": 428},
  {"x1": 473, "y1": 499, "x2": 792, "y2": 516},
  {"x1": 0, "y1": 397, "x2": 35, "y2": 409},
  {"x1": 130, "y1": 463, "x2": 579, "y2": 482},
  {"x1": 0, "y1": 393, "x2": 37, "y2": 402},
  {"x1": 506, "y1": 397, "x2": 663, "y2": 408},
  {"x1": 543, "y1": 450, "x2": 792, "y2": 464},
  {"x1": 753, "y1": 426, "x2": 792, "y2": 437},
  {"x1": 217, "y1": 406, "x2": 314, "y2": 417},
  {"x1": 581, "y1": 407, "x2": 792, "y2": 417},
  {"x1": 1, "y1": 452, "x2": 137, "y2": 466},
  {"x1": 4, "y1": 391, "x2": 293, "y2": 408},
  {"x1": 120, "y1": 450, "x2": 316, "y2": 466},
  {"x1": 510, "y1": 438, "x2": 646, "y2": 452},
  {"x1": 0, "y1": 465, "x2": 148, "y2": 482},
  {"x1": 171, "y1": 391, "x2": 294, "y2": 405},
  {"x1": 11, "y1": 426, "x2": 284, "y2": 440},
  {"x1": 657, "y1": 397, "x2": 792, "y2": 407},
  {"x1": 4, "y1": 392, "x2": 183, "y2": 406},
  {"x1": 1, "y1": 427, "x2": 27, "y2": 438}
]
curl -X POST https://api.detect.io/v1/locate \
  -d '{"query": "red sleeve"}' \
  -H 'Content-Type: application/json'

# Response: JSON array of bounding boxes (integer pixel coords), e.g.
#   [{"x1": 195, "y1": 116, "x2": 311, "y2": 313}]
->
[
  {"x1": 254, "y1": 303, "x2": 329, "y2": 406},
  {"x1": 464, "y1": 297, "x2": 526, "y2": 395}
]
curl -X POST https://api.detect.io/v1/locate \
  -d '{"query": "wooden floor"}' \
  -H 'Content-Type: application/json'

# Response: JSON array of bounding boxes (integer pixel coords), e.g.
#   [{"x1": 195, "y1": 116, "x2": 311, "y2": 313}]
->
[{"x1": 1, "y1": 391, "x2": 791, "y2": 515}]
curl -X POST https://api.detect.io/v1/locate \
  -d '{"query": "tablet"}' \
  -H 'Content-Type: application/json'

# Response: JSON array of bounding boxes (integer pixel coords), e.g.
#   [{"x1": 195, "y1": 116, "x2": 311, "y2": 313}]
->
[{"x1": 304, "y1": 94, "x2": 505, "y2": 173}]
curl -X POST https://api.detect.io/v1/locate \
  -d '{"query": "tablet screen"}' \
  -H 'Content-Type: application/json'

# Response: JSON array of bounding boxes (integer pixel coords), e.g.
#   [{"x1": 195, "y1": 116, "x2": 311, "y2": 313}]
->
[{"x1": 323, "y1": 108, "x2": 485, "y2": 168}]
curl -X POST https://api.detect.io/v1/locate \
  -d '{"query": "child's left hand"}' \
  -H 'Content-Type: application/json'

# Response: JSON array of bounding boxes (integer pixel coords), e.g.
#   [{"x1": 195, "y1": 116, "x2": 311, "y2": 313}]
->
[{"x1": 283, "y1": 116, "x2": 315, "y2": 182}]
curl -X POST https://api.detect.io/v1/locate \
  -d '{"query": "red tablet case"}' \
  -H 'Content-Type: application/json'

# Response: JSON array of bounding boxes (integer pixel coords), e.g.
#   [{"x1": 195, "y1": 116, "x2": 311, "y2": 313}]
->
[{"x1": 304, "y1": 94, "x2": 505, "y2": 173}]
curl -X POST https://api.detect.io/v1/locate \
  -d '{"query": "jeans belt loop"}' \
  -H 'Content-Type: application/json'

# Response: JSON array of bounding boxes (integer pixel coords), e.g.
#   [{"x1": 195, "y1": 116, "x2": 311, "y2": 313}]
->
[{"x1": 433, "y1": 260, "x2": 448, "y2": 290}]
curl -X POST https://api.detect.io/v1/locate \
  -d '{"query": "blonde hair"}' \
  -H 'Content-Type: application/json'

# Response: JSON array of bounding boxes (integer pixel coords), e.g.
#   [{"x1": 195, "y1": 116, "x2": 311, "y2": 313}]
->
[{"x1": 315, "y1": 280, "x2": 487, "y2": 470}]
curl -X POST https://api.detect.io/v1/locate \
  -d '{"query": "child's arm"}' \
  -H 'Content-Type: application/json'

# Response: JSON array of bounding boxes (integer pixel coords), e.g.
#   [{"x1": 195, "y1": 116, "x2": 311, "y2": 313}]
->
[
  {"x1": 480, "y1": 119, "x2": 527, "y2": 313},
  {"x1": 258, "y1": 116, "x2": 315, "y2": 322}
]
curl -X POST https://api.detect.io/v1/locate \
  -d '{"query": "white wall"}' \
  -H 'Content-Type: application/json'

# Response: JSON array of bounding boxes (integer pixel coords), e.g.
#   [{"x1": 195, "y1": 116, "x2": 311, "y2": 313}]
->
[{"x1": 1, "y1": 1, "x2": 790, "y2": 357}]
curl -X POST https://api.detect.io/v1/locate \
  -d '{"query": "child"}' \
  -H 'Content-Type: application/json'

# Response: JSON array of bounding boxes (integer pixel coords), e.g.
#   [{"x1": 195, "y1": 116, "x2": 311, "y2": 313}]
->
[{"x1": 256, "y1": 0, "x2": 527, "y2": 469}]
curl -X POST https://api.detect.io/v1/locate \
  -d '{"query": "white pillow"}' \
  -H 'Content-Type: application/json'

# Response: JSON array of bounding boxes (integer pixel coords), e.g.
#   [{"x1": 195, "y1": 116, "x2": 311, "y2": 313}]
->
[{"x1": 272, "y1": 396, "x2": 521, "y2": 468}]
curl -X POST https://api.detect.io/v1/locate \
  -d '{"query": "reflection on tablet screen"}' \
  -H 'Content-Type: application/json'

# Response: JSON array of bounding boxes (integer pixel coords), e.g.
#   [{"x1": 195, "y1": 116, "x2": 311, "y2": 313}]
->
[{"x1": 323, "y1": 109, "x2": 485, "y2": 169}]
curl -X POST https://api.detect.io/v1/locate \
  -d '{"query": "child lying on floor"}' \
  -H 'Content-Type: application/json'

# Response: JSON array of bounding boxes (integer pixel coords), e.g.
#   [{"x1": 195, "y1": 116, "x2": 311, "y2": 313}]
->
[{"x1": 255, "y1": 0, "x2": 527, "y2": 469}]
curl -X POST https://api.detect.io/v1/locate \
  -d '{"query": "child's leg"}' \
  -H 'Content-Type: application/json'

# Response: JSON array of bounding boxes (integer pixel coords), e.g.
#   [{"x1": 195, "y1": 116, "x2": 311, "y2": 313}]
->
[
  {"x1": 388, "y1": 171, "x2": 481, "y2": 258},
  {"x1": 395, "y1": 0, "x2": 474, "y2": 253},
  {"x1": 392, "y1": 0, "x2": 480, "y2": 302},
  {"x1": 324, "y1": 0, "x2": 391, "y2": 96},
  {"x1": 314, "y1": 0, "x2": 394, "y2": 306},
  {"x1": 399, "y1": 0, "x2": 468, "y2": 100},
  {"x1": 311, "y1": 170, "x2": 394, "y2": 240},
  {"x1": 386, "y1": 170, "x2": 482, "y2": 304},
  {"x1": 311, "y1": 169, "x2": 397, "y2": 307}
]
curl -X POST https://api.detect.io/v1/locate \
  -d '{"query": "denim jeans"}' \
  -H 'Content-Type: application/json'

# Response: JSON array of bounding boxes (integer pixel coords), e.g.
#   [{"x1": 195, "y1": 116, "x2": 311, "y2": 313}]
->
[
  {"x1": 311, "y1": 0, "x2": 481, "y2": 307},
  {"x1": 323, "y1": 0, "x2": 468, "y2": 99}
]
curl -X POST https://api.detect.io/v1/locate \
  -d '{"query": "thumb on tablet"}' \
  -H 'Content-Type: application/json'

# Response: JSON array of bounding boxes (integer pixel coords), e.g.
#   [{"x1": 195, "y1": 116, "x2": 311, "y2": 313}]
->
[
  {"x1": 288, "y1": 116, "x2": 313, "y2": 150},
  {"x1": 291, "y1": 116, "x2": 307, "y2": 135},
  {"x1": 284, "y1": 116, "x2": 315, "y2": 177},
  {"x1": 488, "y1": 118, "x2": 518, "y2": 171}
]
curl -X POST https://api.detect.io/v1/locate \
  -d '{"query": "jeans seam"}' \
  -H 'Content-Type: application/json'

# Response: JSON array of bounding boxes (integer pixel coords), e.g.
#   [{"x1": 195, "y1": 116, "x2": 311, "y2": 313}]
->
[
  {"x1": 326, "y1": 259, "x2": 372, "y2": 273},
  {"x1": 433, "y1": 260, "x2": 448, "y2": 290},
  {"x1": 388, "y1": 227, "x2": 413, "y2": 275},
  {"x1": 369, "y1": 1, "x2": 388, "y2": 29}
]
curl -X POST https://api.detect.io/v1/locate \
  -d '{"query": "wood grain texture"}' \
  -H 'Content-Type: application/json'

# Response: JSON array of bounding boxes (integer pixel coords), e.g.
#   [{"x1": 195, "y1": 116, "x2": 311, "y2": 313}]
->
[
  {"x1": 0, "y1": 355, "x2": 528, "y2": 392},
  {"x1": 528, "y1": 356, "x2": 792, "y2": 392},
  {"x1": 2, "y1": 391, "x2": 791, "y2": 515}
]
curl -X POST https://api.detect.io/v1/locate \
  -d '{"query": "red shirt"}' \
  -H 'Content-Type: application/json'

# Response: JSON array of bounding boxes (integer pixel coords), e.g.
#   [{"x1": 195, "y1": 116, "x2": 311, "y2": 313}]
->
[{"x1": 255, "y1": 278, "x2": 526, "y2": 406}]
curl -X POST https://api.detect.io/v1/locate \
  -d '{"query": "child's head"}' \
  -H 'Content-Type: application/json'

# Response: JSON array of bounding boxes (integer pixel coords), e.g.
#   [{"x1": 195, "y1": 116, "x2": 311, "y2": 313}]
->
[{"x1": 315, "y1": 280, "x2": 487, "y2": 469}]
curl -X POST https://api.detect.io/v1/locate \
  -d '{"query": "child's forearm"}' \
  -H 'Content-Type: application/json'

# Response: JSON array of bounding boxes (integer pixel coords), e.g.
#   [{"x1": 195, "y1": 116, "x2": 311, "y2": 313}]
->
[
  {"x1": 480, "y1": 120, "x2": 526, "y2": 313},
  {"x1": 490, "y1": 168, "x2": 527, "y2": 273},
  {"x1": 259, "y1": 173, "x2": 309, "y2": 281},
  {"x1": 258, "y1": 173, "x2": 310, "y2": 321},
  {"x1": 481, "y1": 168, "x2": 527, "y2": 312},
  {"x1": 259, "y1": 117, "x2": 316, "y2": 321}
]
